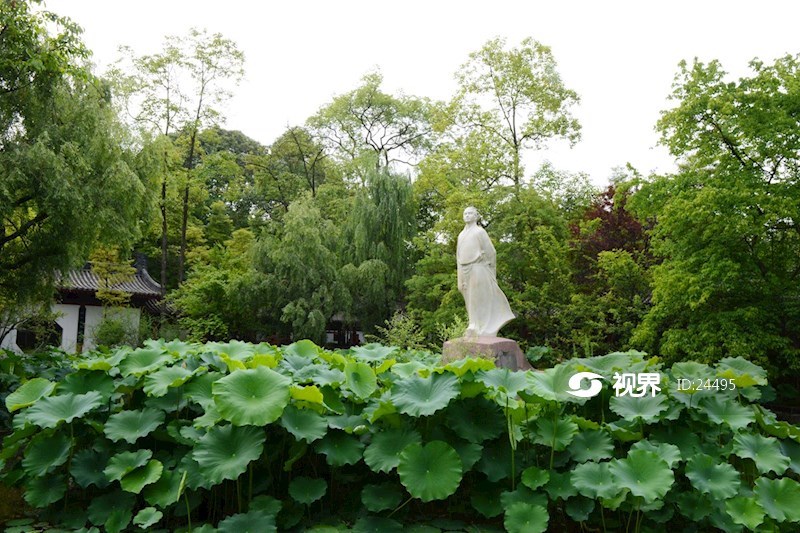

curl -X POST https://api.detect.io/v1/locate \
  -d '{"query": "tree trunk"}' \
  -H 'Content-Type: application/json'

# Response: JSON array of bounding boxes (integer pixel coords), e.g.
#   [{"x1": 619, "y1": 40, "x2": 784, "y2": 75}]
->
[
  {"x1": 177, "y1": 129, "x2": 198, "y2": 285},
  {"x1": 160, "y1": 173, "x2": 168, "y2": 298}
]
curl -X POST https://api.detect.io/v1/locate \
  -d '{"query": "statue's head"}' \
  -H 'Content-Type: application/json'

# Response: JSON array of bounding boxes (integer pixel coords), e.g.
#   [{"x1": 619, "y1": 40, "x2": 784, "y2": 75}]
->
[{"x1": 463, "y1": 206, "x2": 478, "y2": 223}]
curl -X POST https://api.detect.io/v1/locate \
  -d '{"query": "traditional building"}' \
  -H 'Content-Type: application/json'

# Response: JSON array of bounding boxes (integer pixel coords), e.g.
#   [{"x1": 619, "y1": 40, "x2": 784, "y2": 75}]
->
[{"x1": 1, "y1": 260, "x2": 162, "y2": 353}]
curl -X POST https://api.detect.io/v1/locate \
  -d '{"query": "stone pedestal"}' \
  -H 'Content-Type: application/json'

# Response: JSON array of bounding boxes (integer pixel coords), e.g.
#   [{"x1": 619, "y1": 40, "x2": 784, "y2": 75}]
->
[{"x1": 442, "y1": 336, "x2": 532, "y2": 371}]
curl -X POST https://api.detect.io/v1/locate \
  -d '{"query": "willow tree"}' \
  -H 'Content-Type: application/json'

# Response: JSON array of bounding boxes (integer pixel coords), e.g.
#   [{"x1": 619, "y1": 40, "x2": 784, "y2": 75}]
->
[{"x1": 340, "y1": 169, "x2": 416, "y2": 331}]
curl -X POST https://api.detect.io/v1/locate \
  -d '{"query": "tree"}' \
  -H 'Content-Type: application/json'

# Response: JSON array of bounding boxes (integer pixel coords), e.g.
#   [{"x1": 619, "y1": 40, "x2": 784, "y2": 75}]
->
[
  {"x1": 248, "y1": 126, "x2": 329, "y2": 222},
  {"x1": 454, "y1": 37, "x2": 581, "y2": 189},
  {"x1": 340, "y1": 169, "x2": 416, "y2": 331},
  {"x1": 258, "y1": 196, "x2": 348, "y2": 344},
  {"x1": 630, "y1": 56, "x2": 800, "y2": 377},
  {"x1": 308, "y1": 71, "x2": 434, "y2": 179},
  {"x1": 0, "y1": 1, "x2": 148, "y2": 312},
  {"x1": 110, "y1": 29, "x2": 244, "y2": 287}
]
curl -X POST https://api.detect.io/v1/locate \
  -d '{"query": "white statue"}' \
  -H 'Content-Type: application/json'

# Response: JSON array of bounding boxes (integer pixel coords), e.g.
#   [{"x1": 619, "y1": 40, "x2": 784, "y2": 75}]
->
[{"x1": 456, "y1": 206, "x2": 515, "y2": 337}]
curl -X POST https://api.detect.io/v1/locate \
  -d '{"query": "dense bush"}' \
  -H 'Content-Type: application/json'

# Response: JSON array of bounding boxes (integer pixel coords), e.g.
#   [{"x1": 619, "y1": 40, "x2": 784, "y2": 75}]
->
[{"x1": 1, "y1": 341, "x2": 799, "y2": 532}]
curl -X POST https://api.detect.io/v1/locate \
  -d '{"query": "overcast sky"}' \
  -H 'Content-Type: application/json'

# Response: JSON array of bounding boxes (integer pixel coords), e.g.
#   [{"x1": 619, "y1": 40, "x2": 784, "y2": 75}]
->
[{"x1": 50, "y1": 0, "x2": 800, "y2": 187}]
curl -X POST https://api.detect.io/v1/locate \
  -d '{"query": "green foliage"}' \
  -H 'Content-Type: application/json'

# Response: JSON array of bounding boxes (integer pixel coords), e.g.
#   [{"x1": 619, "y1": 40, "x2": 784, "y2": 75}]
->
[
  {"x1": 0, "y1": 1, "x2": 149, "y2": 312},
  {"x1": 631, "y1": 55, "x2": 800, "y2": 377},
  {"x1": 2, "y1": 343, "x2": 799, "y2": 532}
]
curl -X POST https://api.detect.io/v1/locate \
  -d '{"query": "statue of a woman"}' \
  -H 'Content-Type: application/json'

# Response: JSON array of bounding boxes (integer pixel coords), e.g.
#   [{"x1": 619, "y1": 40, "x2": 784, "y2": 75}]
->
[{"x1": 456, "y1": 206, "x2": 515, "y2": 337}]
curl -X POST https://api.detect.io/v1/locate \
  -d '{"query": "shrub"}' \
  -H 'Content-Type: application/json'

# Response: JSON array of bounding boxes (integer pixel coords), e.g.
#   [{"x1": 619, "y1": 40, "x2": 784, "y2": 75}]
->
[{"x1": 1, "y1": 342, "x2": 799, "y2": 531}]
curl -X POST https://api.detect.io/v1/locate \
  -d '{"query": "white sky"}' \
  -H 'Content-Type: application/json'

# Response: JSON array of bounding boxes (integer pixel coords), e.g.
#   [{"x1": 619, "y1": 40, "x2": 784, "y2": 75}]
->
[{"x1": 49, "y1": 0, "x2": 800, "y2": 187}]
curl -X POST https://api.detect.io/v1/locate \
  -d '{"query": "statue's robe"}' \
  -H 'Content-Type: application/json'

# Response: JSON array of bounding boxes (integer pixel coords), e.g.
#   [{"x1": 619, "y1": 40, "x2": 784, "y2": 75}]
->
[{"x1": 456, "y1": 224, "x2": 515, "y2": 337}]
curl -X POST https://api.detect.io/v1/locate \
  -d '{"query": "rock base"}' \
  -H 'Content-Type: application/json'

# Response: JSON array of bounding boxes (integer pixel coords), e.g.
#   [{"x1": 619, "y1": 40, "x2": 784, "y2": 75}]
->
[{"x1": 442, "y1": 336, "x2": 532, "y2": 371}]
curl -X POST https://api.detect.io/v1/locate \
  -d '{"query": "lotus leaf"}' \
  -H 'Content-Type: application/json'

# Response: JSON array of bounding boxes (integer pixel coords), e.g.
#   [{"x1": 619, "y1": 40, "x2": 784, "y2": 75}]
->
[
  {"x1": 119, "y1": 348, "x2": 172, "y2": 377},
  {"x1": 476, "y1": 440, "x2": 512, "y2": 481},
  {"x1": 504, "y1": 502, "x2": 548, "y2": 533},
  {"x1": 217, "y1": 509, "x2": 277, "y2": 533},
  {"x1": 133, "y1": 507, "x2": 163, "y2": 529},
  {"x1": 208, "y1": 340, "x2": 255, "y2": 361},
  {"x1": 70, "y1": 449, "x2": 111, "y2": 488},
  {"x1": 702, "y1": 395, "x2": 754, "y2": 430},
  {"x1": 24, "y1": 474, "x2": 66, "y2": 507},
  {"x1": 289, "y1": 476, "x2": 327, "y2": 504},
  {"x1": 717, "y1": 357, "x2": 767, "y2": 387},
  {"x1": 59, "y1": 370, "x2": 116, "y2": 400},
  {"x1": 184, "y1": 372, "x2": 222, "y2": 408},
  {"x1": 754, "y1": 477, "x2": 800, "y2": 522},
  {"x1": 629, "y1": 440, "x2": 682, "y2": 468},
  {"x1": 345, "y1": 361, "x2": 378, "y2": 399},
  {"x1": 534, "y1": 416, "x2": 578, "y2": 451},
  {"x1": 609, "y1": 393, "x2": 668, "y2": 423},
  {"x1": 364, "y1": 428, "x2": 421, "y2": 473},
  {"x1": 5, "y1": 378, "x2": 55, "y2": 412},
  {"x1": 391, "y1": 372, "x2": 460, "y2": 417},
  {"x1": 733, "y1": 433, "x2": 790, "y2": 474},
  {"x1": 451, "y1": 439, "x2": 483, "y2": 471},
  {"x1": 213, "y1": 366, "x2": 291, "y2": 426},
  {"x1": 521, "y1": 466, "x2": 550, "y2": 490},
  {"x1": 143, "y1": 365, "x2": 195, "y2": 397},
  {"x1": 361, "y1": 482, "x2": 403, "y2": 512},
  {"x1": 781, "y1": 439, "x2": 800, "y2": 473},
  {"x1": 351, "y1": 343, "x2": 398, "y2": 363},
  {"x1": 471, "y1": 485, "x2": 504, "y2": 517},
  {"x1": 104, "y1": 408, "x2": 165, "y2": 444},
  {"x1": 120, "y1": 459, "x2": 163, "y2": 493},
  {"x1": 352, "y1": 516, "x2": 403, "y2": 533},
  {"x1": 283, "y1": 339, "x2": 320, "y2": 358},
  {"x1": 280, "y1": 405, "x2": 328, "y2": 443},
  {"x1": 22, "y1": 431, "x2": 70, "y2": 477},
  {"x1": 88, "y1": 491, "x2": 135, "y2": 530},
  {"x1": 143, "y1": 468, "x2": 185, "y2": 508},
  {"x1": 290, "y1": 384, "x2": 324, "y2": 404},
  {"x1": 609, "y1": 449, "x2": 674, "y2": 503},
  {"x1": 391, "y1": 361, "x2": 427, "y2": 378},
  {"x1": 545, "y1": 471, "x2": 578, "y2": 500},
  {"x1": 568, "y1": 429, "x2": 614, "y2": 462},
  {"x1": 443, "y1": 357, "x2": 495, "y2": 377},
  {"x1": 104, "y1": 449, "x2": 152, "y2": 481},
  {"x1": 477, "y1": 368, "x2": 528, "y2": 398},
  {"x1": 398, "y1": 441, "x2": 462, "y2": 502},
  {"x1": 684, "y1": 454, "x2": 740, "y2": 499},
  {"x1": 315, "y1": 430, "x2": 364, "y2": 466},
  {"x1": 565, "y1": 496, "x2": 595, "y2": 522},
  {"x1": 193, "y1": 424, "x2": 265, "y2": 485},
  {"x1": 570, "y1": 461, "x2": 621, "y2": 499},
  {"x1": 444, "y1": 398, "x2": 505, "y2": 443},
  {"x1": 26, "y1": 391, "x2": 103, "y2": 428},
  {"x1": 725, "y1": 496, "x2": 765, "y2": 530},
  {"x1": 526, "y1": 364, "x2": 587, "y2": 403}
]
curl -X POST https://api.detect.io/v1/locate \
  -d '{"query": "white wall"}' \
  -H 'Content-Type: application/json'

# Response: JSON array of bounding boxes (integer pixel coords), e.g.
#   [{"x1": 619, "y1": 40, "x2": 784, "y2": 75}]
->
[
  {"x1": 0, "y1": 328, "x2": 21, "y2": 353},
  {"x1": 53, "y1": 303, "x2": 80, "y2": 353}
]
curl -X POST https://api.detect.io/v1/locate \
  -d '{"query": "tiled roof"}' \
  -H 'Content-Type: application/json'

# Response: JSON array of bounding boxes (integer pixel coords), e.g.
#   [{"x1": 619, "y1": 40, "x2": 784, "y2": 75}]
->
[{"x1": 58, "y1": 265, "x2": 162, "y2": 298}]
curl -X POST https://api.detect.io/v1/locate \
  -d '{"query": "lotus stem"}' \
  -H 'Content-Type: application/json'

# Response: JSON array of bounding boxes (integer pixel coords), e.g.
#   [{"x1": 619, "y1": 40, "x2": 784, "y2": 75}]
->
[{"x1": 388, "y1": 496, "x2": 413, "y2": 518}]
